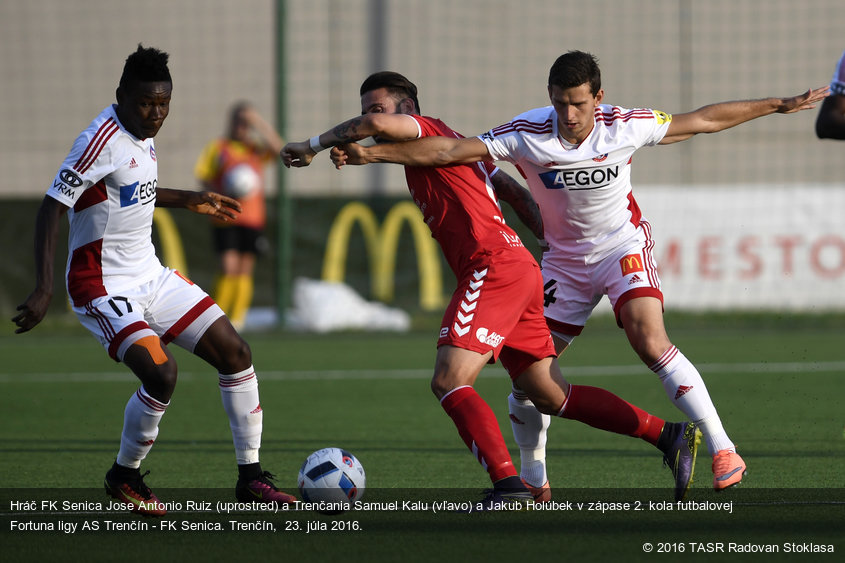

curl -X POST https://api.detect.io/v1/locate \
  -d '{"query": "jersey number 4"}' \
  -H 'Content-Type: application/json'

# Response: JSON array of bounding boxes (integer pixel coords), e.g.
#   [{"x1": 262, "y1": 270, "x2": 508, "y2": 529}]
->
[{"x1": 543, "y1": 279, "x2": 557, "y2": 308}]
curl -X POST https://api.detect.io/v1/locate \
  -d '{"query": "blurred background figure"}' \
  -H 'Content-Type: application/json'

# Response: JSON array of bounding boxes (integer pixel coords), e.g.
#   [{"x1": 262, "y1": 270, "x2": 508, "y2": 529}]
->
[{"x1": 195, "y1": 102, "x2": 284, "y2": 330}]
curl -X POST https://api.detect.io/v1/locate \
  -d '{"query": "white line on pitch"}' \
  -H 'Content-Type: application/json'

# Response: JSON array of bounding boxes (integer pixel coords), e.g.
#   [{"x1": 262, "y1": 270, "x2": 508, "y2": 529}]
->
[{"x1": 2, "y1": 360, "x2": 844, "y2": 383}]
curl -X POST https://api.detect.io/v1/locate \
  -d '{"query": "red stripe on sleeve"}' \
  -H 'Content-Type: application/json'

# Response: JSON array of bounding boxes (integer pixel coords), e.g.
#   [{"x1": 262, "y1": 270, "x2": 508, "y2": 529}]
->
[{"x1": 74, "y1": 119, "x2": 119, "y2": 174}]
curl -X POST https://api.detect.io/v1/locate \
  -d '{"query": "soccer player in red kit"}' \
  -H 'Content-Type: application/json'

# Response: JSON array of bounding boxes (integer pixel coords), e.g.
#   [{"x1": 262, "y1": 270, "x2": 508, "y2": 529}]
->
[
  {"x1": 283, "y1": 72, "x2": 701, "y2": 505},
  {"x1": 327, "y1": 56, "x2": 829, "y2": 495}
]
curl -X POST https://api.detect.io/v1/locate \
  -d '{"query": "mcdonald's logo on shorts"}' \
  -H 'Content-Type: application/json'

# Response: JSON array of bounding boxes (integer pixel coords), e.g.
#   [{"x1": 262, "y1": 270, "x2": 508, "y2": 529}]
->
[{"x1": 619, "y1": 254, "x2": 644, "y2": 276}]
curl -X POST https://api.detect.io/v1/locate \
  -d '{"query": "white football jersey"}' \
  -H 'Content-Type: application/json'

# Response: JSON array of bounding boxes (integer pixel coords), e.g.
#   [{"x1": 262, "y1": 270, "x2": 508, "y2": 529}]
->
[
  {"x1": 480, "y1": 104, "x2": 671, "y2": 263},
  {"x1": 46, "y1": 105, "x2": 163, "y2": 306}
]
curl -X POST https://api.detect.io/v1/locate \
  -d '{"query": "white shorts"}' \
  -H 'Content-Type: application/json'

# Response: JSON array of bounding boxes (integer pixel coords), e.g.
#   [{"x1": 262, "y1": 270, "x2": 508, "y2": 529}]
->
[
  {"x1": 541, "y1": 222, "x2": 663, "y2": 337},
  {"x1": 73, "y1": 267, "x2": 225, "y2": 362}
]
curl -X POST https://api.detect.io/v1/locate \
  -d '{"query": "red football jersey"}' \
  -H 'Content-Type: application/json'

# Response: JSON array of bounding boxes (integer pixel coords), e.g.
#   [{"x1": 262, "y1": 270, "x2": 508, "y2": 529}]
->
[{"x1": 404, "y1": 116, "x2": 529, "y2": 277}]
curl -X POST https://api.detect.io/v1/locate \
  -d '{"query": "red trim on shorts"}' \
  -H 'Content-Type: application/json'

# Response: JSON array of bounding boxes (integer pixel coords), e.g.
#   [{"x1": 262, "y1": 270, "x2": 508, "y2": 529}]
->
[
  {"x1": 544, "y1": 317, "x2": 585, "y2": 337},
  {"x1": 613, "y1": 287, "x2": 664, "y2": 328},
  {"x1": 161, "y1": 296, "x2": 216, "y2": 344},
  {"x1": 108, "y1": 321, "x2": 152, "y2": 361}
]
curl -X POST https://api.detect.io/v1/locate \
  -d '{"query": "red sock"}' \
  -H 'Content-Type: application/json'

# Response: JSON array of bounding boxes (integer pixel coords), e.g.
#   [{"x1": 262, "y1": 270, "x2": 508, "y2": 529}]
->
[
  {"x1": 558, "y1": 385, "x2": 664, "y2": 446},
  {"x1": 440, "y1": 386, "x2": 517, "y2": 482}
]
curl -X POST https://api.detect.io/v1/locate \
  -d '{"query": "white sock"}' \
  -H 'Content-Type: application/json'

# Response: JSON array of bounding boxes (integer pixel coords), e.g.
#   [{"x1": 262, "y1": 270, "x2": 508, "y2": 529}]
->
[
  {"x1": 116, "y1": 387, "x2": 168, "y2": 468},
  {"x1": 650, "y1": 346, "x2": 735, "y2": 455},
  {"x1": 219, "y1": 365, "x2": 262, "y2": 464},
  {"x1": 508, "y1": 392, "x2": 551, "y2": 487}
]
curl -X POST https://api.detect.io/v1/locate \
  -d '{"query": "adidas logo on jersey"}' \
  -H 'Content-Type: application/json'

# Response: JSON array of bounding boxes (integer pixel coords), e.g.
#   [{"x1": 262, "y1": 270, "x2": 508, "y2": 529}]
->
[{"x1": 129, "y1": 158, "x2": 139, "y2": 169}]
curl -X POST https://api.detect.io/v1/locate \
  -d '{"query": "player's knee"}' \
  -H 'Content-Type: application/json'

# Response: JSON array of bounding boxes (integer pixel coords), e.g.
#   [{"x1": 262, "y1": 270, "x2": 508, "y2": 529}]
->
[
  {"x1": 215, "y1": 334, "x2": 252, "y2": 372},
  {"x1": 635, "y1": 338, "x2": 672, "y2": 365},
  {"x1": 431, "y1": 372, "x2": 467, "y2": 400},
  {"x1": 529, "y1": 396, "x2": 560, "y2": 416},
  {"x1": 430, "y1": 375, "x2": 449, "y2": 399},
  {"x1": 137, "y1": 360, "x2": 178, "y2": 402},
  {"x1": 194, "y1": 320, "x2": 253, "y2": 372}
]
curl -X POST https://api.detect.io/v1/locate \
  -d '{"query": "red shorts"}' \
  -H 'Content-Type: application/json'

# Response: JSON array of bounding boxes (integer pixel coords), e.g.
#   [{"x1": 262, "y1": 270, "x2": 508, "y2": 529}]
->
[{"x1": 437, "y1": 253, "x2": 556, "y2": 378}]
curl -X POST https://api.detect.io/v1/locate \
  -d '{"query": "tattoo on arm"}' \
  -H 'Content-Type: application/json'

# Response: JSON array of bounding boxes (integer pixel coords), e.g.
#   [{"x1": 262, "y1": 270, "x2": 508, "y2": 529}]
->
[
  {"x1": 332, "y1": 117, "x2": 368, "y2": 142},
  {"x1": 492, "y1": 172, "x2": 544, "y2": 239}
]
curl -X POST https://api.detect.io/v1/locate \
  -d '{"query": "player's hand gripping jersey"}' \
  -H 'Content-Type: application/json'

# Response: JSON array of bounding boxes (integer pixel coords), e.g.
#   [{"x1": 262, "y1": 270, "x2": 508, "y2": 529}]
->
[
  {"x1": 480, "y1": 105, "x2": 672, "y2": 263},
  {"x1": 46, "y1": 105, "x2": 163, "y2": 306}
]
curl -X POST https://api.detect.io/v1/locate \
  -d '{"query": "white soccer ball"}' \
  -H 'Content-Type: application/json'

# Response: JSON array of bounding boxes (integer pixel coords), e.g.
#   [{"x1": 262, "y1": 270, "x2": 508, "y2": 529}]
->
[
  {"x1": 222, "y1": 163, "x2": 260, "y2": 198},
  {"x1": 298, "y1": 447, "x2": 366, "y2": 511}
]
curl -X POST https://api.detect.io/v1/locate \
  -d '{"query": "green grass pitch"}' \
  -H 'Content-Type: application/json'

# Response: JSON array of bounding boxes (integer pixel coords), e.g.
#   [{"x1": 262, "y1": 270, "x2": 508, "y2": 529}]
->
[{"x1": 1, "y1": 314, "x2": 843, "y2": 562}]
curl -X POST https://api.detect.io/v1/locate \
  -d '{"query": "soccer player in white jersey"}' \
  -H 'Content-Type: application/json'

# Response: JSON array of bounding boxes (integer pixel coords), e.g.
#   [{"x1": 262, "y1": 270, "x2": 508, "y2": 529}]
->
[
  {"x1": 12, "y1": 45, "x2": 296, "y2": 515},
  {"x1": 330, "y1": 51, "x2": 829, "y2": 495},
  {"x1": 816, "y1": 49, "x2": 845, "y2": 139}
]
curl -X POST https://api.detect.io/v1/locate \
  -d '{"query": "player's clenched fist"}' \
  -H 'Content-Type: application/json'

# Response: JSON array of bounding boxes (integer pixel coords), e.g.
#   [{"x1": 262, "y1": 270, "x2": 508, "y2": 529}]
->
[
  {"x1": 280, "y1": 141, "x2": 316, "y2": 168},
  {"x1": 330, "y1": 143, "x2": 369, "y2": 169}
]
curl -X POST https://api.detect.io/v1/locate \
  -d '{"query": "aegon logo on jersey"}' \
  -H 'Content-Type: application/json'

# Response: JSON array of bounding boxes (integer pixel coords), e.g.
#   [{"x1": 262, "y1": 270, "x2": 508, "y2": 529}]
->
[
  {"x1": 539, "y1": 165, "x2": 620, "y2": 191},
  {"x1": 119, "y1": 179, "x2": 157, "y2": 207}
]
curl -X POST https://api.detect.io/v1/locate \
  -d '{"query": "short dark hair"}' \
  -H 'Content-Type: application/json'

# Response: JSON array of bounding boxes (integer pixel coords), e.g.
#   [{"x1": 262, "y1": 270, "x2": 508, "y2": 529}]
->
[
  {"x1": 360, "y1": 71, "x2": 421, "y2": 113},
  {"x1": 119, "y1": 44, "x2": 172, "y2": 89},
  {"x1": 548, "y1": 51, "x2": 601, "y2": 95}
]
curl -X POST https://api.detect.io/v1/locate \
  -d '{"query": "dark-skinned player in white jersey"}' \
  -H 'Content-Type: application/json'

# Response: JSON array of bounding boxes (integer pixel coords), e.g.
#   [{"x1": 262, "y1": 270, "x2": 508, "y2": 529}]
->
[{"x1": 13, "y1": 45, "x2": 297, "y2": 515}]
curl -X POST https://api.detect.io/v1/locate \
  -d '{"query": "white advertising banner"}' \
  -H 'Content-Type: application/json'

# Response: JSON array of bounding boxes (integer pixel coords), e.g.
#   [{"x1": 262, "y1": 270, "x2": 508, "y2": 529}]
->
[{"x1": 632, "y1": 184, "x2": 845, "y2": 312}]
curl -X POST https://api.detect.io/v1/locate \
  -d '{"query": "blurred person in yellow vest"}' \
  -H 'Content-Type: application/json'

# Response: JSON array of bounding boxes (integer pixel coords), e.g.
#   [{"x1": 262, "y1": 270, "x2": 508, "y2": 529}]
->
[{"x1": 195, "y1": 102, "x2": 283, "y2": 330}]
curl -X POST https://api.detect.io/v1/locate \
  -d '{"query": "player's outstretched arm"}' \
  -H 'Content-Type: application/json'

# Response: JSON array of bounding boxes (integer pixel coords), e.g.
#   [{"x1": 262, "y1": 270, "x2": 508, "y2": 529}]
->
[
  {"x1": 660, "y1": 86, "x2": 830, "y2": 144},
  {"x1": 815, "y1": 93, "x2": 845, "y2": 139},
  {"x1": 490, "y1": 171, "x2": 544, "y2": 240},
  {"x1": 155, "y1": 188, "x2": 242, "y2": 222},
  {"x1": 281, "y1": 113, "x2": 419, "y2": 168},
  {"x1": 331, "y1": 135, "x2": 490, "y2": 168},
  {"x1": 12, "y1": 196, "x2": 67, "y2": 334}
]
